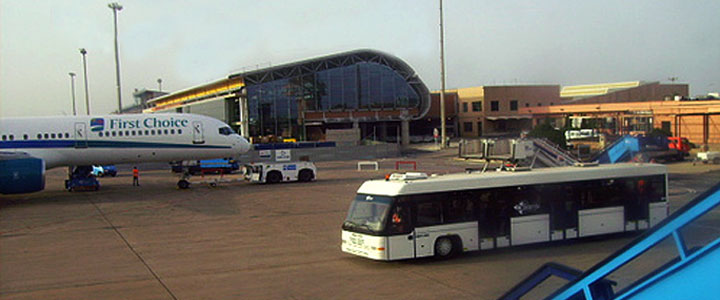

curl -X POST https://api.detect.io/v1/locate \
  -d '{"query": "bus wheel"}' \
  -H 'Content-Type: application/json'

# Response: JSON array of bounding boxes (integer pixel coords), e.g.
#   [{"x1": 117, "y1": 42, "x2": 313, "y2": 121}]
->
[
  {"x1": 266, "y1": 171, "x2": 282, "y2": 184},
  {"x1": 177, "y1": 180, "x2": 190, "y2": 189},
  {"x1": 298, "y1": 169, "x2": 314, "y2": 182},
  {"x1": 434, "y1": 237, "x2": 455, "y2": 258}
]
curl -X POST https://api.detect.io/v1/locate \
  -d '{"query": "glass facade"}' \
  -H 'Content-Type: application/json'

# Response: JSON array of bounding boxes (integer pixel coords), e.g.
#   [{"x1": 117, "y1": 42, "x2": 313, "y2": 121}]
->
[{"x1": 246, "y1": 62, "x2": 421, "y2": 138}]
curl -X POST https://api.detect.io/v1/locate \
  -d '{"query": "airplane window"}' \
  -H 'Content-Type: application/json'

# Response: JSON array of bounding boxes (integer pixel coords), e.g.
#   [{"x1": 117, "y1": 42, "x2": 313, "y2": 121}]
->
[
  {"x1": 23, "y1": 134, "x2": 28, "y2": 140},
  {"x1": 51, "y1": 133, "x2": 56, "y2": 139},
  {"x1": 99, "y1": 132, "x2": 104, "y2": 137},
  {"x1": 112, "y1": 131, "x2": 116, "y2": 137},
  {"x1": 65, "y1": 133, "x2": 70, "y2": 138},
  {"x1": 218, "y1": 127, "x2": 236, "y2": 135},
  {"x1": 144, "y1": 130, "x2": 149, "y2": 135},
  {"x1": 125, "y1": 130, "x2": 130, "y2": 136},
  {"x1": 105, "y1": 132, "x2": 109, "y2": 137},
  {"x1": 57, "y1": 133, "x2": 62, "y2": 138},
  {"x1": 37, "y1": 134, "x2": 42, "y2": 139},
  {"x1": 131, "y1": 131, "x2": 136, "y2": 136},
  {"x1": 138, "y1": 131, "x2": 143, "y2": 136},
  {"x1": 9, "y1": 135, "x2": 14, "y2": 141},
  {"x1": 44, "y1": 133, "x2": 49, "y2": 139},
  {"x1": 1, "y1": 135, "x2": 5, "y2": 141},
  {"x1": 178, "y1": 129, "x2": 183, "y2": 134},
  {"x1": 151, "y1": 130, "x2": 156, "y2": 135},
  {"x1": 164, "y1": 129, "x2": 169, "y2": 135},
  {"x1": 119, "y1": 131, "x2": 123, "y2": 136},
  {"x1": 170, "y1": 129, "x2": 175, "y2": 134}
]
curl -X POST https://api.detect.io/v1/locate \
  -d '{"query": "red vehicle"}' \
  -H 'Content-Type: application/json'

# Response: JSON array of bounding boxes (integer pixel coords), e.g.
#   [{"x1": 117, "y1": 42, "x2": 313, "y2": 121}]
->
[{"x1": 668, "y1": 137, "x2": 692, "y2": 156}]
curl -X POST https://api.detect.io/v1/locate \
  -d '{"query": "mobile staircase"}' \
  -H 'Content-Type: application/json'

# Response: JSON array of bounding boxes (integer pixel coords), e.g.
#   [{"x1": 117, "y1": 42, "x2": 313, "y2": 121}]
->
[
  {"x1": 593, "y1": 135, "x2": 685, "y2": 164},
  {"x1": 499, "y1": 182, "x2": 720, "y2": 300},
  {"x1": 531, "y1": 138, "x2": 580, "y2": 167},
  {"x1": 459, "y1": 138, "x2": 580, "y2": 168},
  {"x1": 593, "y1": 135, "x2": 642, "y2": 164}
]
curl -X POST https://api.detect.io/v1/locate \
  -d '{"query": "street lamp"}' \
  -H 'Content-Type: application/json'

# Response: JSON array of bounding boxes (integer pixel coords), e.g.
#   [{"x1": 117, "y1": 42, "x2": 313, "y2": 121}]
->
[
  {"x1": 439, "y1": 0, "x2": 447, "y2": 149},
  {"x1": 109, "y1": 2, "x2": 123, "y2": 113},
  {"x1": 79, "y1": 48, "x2": 90, "y2": 115},
  {"x1": 157, "y1": 78, "x2": 162, "y2": 91},
  {"x1": 68, "y1": 72, "x2": 77, "y2": 116}
]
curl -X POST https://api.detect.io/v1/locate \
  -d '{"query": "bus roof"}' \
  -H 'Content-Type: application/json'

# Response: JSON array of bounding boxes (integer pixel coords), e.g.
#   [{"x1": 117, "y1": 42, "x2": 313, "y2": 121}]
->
[{"x1": 357, "y1": 163, "x2": 667, "y2": 197}]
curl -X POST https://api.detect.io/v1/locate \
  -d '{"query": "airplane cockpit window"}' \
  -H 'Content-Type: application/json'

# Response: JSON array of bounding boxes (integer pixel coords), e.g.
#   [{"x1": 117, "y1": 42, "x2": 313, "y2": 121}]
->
[{"x1": 218, "y1": 126, "x2": 236, "y2": 136}]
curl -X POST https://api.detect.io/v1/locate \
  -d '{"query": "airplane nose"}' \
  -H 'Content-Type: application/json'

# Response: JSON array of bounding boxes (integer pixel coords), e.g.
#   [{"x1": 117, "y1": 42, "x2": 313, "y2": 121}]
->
[{"x1": 236, "y1": 136, "x2": 251, "y2": 154}]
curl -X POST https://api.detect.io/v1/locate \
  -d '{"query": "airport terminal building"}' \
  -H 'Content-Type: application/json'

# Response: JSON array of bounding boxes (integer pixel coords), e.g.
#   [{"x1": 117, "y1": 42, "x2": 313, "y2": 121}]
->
[{"x1": 145, "y1": 50, "x2": 430, "y2": 144}]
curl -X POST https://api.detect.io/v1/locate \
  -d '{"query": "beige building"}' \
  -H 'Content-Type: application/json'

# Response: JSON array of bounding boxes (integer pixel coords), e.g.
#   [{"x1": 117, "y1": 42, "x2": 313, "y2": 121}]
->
[
  {"x1": 561, "y1": 81, "x2": 688, "y2": 104},
  {"x1": 456, "y1": 85, "x2": 560, "y2": 137}
]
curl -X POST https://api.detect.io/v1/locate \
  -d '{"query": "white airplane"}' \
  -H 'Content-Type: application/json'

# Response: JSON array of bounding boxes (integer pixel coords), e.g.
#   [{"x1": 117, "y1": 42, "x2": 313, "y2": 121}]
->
[{"x1": 0, "y1": 113, "x2": 251, "y2": 194}]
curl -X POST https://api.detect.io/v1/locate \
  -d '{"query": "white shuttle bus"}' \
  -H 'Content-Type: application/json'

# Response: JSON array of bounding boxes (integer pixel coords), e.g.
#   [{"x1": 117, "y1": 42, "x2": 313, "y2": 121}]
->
[{"x1": 341, "y1": 163, "x2": 668, "y2": 260}]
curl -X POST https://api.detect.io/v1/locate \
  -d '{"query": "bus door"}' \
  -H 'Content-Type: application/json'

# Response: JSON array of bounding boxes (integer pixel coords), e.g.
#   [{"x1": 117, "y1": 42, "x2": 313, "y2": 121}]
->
[
  {"x1": 74, "y1": 123, "x2": 88, "y2": 148},
  {"x1": 387, "y1": 203, "x2": 415, "y2": 260},
  {"x1": 414, "y1": 200, "x2": 443, "y2": 257}
]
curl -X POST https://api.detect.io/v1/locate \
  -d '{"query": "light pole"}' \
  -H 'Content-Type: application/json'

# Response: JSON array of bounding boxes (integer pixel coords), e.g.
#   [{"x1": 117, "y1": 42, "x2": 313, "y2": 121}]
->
[
  {"x1": 79, "y1": 48, "x2": 90, "y2": 115},
  {"x1": 439, "y1": 0, "x2": 447, "y2": 149},
  {"x1": 109, "y1": 2, "x2": 123, "y2": 113},
  {"x1": 157, "y1": 78, "x2": 162, "y2": 91},
  {"x1": 69, "y1": 72, "x2": 77, "y2": 115}
]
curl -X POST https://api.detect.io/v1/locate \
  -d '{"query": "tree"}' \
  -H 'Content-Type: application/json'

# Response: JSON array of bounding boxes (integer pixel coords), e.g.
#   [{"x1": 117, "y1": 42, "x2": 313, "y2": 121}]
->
[{"x1": 528, "y1": 120, "x2": 566, "y2": 149}]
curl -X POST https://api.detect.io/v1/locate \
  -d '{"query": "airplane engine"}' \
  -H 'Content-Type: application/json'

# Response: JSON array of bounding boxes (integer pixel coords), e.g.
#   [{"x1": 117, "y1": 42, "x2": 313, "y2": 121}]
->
[{"x1": 0, "y1": 153, "x2": 45, "y2": 194}]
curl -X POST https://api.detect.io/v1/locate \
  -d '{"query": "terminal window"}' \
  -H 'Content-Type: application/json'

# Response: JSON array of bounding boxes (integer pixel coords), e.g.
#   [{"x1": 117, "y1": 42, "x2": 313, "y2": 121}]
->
[
  {"x1": 510, "y1": 100, "x2": 518, "y2": 111},
  {"x1": 491, "y1": 101, "x2": 499, "y2": 111},
  {"x1": 472, "y1": 101, "x2": 482, "y2": 112},
  {"x1": 464, "y1": 122, "x2": 473, "y2": 132}
]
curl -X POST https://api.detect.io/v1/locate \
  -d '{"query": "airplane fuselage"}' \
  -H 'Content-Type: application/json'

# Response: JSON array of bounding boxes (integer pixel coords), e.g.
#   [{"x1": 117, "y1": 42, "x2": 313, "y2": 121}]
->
[{"x1": 0, "y1": 113, "x2": 250, "y2": 169}]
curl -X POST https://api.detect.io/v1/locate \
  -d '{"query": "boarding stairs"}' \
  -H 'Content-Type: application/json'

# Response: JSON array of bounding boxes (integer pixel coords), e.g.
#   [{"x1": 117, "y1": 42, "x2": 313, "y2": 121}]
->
[
  {"x1": 499, "y1": 182, "x2": 720, "y2": 300},
  {"x1": 530, "y1": 138, "x2": 580, "y2": 167}
]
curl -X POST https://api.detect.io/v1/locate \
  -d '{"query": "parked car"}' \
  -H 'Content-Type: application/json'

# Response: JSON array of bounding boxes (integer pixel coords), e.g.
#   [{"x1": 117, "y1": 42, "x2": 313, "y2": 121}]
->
[
  {"x1": 697, "y1": 151, "x2": 720, "y2": 164},
  {"x1": 92, "y1": 165, "x2": 118, "y2": 177}
]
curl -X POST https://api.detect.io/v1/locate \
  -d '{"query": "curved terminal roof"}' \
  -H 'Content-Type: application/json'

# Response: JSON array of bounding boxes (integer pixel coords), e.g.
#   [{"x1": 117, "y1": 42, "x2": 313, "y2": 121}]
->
[
  {"x1": 230, "y1": 49, "x2": 430, "y2": 120},
  {"x1": 147, "y1": 49, "x2": 430, "y2": 120}
]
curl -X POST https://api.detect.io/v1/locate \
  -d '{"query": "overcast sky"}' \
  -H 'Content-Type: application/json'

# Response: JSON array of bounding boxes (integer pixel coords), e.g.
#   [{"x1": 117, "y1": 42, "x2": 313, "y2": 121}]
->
[{"x1": 1, "y1": 0, "x2": 719, "y2": 117}]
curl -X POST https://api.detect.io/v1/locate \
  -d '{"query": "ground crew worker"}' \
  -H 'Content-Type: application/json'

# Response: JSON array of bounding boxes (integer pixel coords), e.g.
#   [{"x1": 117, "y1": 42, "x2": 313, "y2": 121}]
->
[{"x1": 132, "y1": 166, "x2": 140, "y2": 186}]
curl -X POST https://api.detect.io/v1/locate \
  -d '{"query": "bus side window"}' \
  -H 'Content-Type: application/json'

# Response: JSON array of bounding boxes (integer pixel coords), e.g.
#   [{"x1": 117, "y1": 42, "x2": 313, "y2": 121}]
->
[
  {"x1": 416, "y1": 201, "x2": 443, "y2": 227},
  {"x1": 445, "y1": 192, "x2": 472, "y2": 223},
  {"x1": 649, "y1": 175, "x2": 666, "y2": 202}
]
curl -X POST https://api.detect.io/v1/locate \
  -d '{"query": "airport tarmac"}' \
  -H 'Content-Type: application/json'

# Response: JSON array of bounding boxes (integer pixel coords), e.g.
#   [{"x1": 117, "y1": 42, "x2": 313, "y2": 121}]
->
[{"x1": 1, "y1": 150, "x2": 719, "y2": 300}]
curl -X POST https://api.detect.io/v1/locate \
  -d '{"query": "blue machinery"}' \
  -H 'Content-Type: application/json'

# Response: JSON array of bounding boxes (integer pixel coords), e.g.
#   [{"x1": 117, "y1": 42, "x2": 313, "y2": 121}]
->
[{"x1": 500, "y1": 182, "x2": 720, "y2": 300}]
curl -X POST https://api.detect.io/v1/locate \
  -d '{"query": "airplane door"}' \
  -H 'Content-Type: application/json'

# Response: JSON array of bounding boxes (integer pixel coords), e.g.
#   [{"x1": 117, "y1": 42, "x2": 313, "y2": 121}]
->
[
  {"x1": 74, "y1": 123, "x2": 88, "y2": 148},
  {"x1": 192, "y1": 121, "x2": 204, "y2": 144}
]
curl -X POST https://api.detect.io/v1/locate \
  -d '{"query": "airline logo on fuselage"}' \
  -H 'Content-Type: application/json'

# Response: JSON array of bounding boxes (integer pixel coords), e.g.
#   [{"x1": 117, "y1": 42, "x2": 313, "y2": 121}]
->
[
  {"x1": 89, "y1": 117, "x2": 190, "y2": 131},
  {"x1": 90, "y1": 118, "x2": 105, "y2": 132}
]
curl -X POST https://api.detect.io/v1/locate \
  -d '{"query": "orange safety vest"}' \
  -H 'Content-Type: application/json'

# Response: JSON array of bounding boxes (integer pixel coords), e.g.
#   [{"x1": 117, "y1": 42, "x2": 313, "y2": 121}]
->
[{"x1": 133, "y1": 169, "x2": 139, "y2": 177}]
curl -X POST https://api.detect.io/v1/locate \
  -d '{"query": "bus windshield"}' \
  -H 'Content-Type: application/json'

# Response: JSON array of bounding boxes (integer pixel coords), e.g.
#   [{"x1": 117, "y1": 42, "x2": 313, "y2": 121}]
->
[{"x1": 343, "y1": 194, "x2": 394, "y2": 234}]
